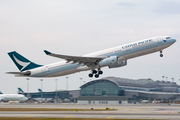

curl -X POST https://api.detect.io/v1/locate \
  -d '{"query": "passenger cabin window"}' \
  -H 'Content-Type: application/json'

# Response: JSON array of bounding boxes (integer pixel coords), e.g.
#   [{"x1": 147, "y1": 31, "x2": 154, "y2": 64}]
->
[{"x1": 166, "y1": 37, "x2": 171, "y2": 39}]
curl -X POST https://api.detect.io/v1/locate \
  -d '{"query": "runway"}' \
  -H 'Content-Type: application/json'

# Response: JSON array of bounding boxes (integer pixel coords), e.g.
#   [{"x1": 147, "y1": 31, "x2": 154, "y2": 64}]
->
[
  {"x1": 0, "y1": 111, "x2": 180, "y2": 119},
  {"x1": 0, "y1": 104, "x2": 180, "y2": 119}
]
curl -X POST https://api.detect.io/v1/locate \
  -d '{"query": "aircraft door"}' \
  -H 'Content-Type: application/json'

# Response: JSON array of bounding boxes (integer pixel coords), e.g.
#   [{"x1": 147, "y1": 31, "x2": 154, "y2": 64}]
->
[
  {"x1": 158, "y1": 39, "x2": 162, "y2": 44},
  {"x1": 154, "y1": 38, "x2": 160, "y2": 50},
  {"x1": 42, "y1": 66, "x2": 50, "y2": 74}
]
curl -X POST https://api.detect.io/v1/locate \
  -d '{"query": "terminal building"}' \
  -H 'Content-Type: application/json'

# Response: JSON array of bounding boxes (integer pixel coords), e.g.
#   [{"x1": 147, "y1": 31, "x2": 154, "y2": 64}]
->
[
  {"x1": 19, "y1": 76, "x2": 180, "y2": 104},
  {"x1": 78, "y1": 77, "x2": 180, "y2": 104}
]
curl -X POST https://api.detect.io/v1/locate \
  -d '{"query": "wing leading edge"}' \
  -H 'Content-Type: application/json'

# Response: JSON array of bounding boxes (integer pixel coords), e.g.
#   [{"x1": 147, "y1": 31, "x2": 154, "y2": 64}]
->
[{"x1": 44, "y1": 50, "x2": 105, "y2": 66}]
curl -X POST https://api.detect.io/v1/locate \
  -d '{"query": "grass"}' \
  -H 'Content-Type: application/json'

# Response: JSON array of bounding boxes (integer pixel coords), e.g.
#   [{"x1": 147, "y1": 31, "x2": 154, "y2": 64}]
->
[{"x1": 0, "y1": 108, "x2": 117, "y2": 111}]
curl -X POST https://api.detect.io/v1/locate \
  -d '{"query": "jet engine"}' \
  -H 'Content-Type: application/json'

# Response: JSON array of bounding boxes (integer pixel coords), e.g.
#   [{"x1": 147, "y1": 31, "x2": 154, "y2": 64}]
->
[
  {"x1": 109, "y1": 60, "x2": 127, "y2": 68},
  {"x1": 99, "y1": 56, "x2": 127, "y2": 68}
]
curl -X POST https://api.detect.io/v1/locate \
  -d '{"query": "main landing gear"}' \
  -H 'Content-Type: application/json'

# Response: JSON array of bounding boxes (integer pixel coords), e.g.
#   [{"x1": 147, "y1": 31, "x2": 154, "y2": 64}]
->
[
  {"x1": 160, "y1": 50, "x2": 163, "y2": 57},
  {"x1": 88, "y1": 69, "x2": 103, "y2": 78}
]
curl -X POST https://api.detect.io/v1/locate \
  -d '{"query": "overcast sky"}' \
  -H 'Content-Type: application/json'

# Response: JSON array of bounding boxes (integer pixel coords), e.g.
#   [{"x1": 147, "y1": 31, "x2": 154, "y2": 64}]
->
[{"x1": 1, "y1": 0, "x2": 180, "y2": 93}]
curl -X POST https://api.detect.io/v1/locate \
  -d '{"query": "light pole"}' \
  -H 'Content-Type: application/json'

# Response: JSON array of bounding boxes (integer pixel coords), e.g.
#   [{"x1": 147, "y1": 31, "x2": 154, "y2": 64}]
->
[
  {"x1": 161, "y1": 76, "x2": 165, "y2": 102},
  {"x1": 55, "y1": 79, "x2": 58, "y2": 103},
  {"x1": 66, "y1": 77, "x2": 68, "y2": 90},
  {"x1": 179, "y1": 79, "x2": 180, "y2": 94},
  {"x1": 162, "y1": 76, "x2": 165, "y2": 81},
  {"x1": 148, "y1": 88, "x2": 150, "y2": 103},
  {"x1": 171, "y1": 78, "x2": 175, "y2": 103},
  {"x1": 26, "y1": 78, "x2": 29, "y2": 98},
  {"x1": 80, "y1": 78, "x2": 82, "y2": 86},
  {"x1": 41, "y1": 79, "x2": 43, "y2": 102}
]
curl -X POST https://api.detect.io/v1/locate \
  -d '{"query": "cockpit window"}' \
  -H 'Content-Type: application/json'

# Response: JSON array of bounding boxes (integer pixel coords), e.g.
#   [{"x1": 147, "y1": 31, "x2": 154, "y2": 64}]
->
[{"x1": 166, "y1": 37, "x2": 172, "y2": 39}]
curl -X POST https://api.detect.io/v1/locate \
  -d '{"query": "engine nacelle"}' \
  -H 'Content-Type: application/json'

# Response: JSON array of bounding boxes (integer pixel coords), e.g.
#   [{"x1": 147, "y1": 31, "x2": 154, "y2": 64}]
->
[
  {"x1": 99, "y1": 56, "x2": 127, "y2": 68},
  {"x1": 109, "y1": 60, "x2": 127, "y2": 68},
  {"x1": 99, "y1": 56, "x2": 118, "y2": 67}
]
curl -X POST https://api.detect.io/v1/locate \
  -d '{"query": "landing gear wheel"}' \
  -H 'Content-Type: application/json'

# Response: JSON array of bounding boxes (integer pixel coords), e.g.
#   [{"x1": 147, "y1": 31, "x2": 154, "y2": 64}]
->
[
  {"x1": 88, "y1": 73, "x2": 93, "y2": 77},
  {"x1": 95, "y1": 74, "x2": 99, "y2": 78},
  {"x1": 160, "y1": 54, "x2": 163, "y2": 57},
  {"x1": 98, "y1": 71, "x2": 103, "y2": 75},
  {"x1": 92, "y1": 70, "x2": 97, "y2": 74}
]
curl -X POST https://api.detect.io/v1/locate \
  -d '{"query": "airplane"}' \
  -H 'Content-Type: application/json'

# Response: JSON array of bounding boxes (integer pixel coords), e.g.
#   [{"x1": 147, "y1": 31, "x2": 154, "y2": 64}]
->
[
  {"x1": 7, "y1": 36, "x2": 176, "y2": 78},
  {"x1": 0, "y1": 92, "x2": 28, "y2": 102}
]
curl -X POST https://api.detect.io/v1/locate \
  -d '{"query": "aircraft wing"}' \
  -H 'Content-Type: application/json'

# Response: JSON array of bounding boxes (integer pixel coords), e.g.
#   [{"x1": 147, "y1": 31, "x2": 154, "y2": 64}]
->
[{"x1": 44, "y1": 50, "x2": 105, "y2": 66}]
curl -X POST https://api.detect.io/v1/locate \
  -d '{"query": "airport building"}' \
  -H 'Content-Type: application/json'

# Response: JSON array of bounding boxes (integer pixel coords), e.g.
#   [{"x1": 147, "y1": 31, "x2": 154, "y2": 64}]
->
[
  {"x1": 19, "y1": 76, "x2": 180, "y2": 104},
  {"x1": 18, "y1": 88, "x2": 80, "y2": 102},
  {"x1": 78, "y1": 77, "x2": 180, "y2": 104}
]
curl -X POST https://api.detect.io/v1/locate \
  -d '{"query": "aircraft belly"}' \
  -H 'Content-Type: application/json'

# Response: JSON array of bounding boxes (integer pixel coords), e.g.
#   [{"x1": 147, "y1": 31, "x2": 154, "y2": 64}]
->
[
  {"x1": 46, "y1": 69, "x2": 77, "y2": 77},
  {"x1": 45, "y1": 64, "x2": 87, "y2": 77},
  {"x1": 30, "y1": 63, "x2": 82, "y2": 77},
  {"x1": 47, "y1": 66, "x2": 90, "y2": 77}
]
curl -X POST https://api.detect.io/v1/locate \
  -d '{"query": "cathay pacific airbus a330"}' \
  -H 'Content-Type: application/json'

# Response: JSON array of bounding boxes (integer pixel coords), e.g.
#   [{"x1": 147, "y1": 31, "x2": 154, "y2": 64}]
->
[{"x1": 7, "y1": 36, "x2": 176, "y2": 78}]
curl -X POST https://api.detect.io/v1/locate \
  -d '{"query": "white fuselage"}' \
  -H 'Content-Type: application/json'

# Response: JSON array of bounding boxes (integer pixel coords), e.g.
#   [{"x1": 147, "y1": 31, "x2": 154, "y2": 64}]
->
[
  {"x1": 24, "y1": 36, "x2": 176, "y2": 77},
  {"x1": 0, "y1": 94, "x2": 28, "y2": 101}
]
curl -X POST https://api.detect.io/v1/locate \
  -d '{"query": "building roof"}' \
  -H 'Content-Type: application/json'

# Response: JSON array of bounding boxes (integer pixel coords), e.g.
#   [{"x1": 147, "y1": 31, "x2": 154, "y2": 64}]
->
[{"x1": 80, "y1": 76, "x2": 178, "y2": 89}]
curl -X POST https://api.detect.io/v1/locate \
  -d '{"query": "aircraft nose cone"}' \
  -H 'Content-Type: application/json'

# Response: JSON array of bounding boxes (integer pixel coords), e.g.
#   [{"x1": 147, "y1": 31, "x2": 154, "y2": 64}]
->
[
  {"x1": 171, "y1": 39, "x2": 176, "y2": 43},
  {"x1": 172, "y1": 39, "x2": 176, "y2": 43}
]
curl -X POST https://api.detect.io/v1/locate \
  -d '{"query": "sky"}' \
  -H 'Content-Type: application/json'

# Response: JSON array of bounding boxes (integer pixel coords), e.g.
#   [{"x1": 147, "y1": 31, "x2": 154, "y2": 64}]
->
[{"x1": 0, "y1": 0, "x2": 180, "y2": 93}]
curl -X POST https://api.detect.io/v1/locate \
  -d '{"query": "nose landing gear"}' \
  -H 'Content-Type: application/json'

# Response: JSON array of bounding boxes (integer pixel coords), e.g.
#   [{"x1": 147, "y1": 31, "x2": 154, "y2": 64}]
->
[{"x1": 160, "y1": 50, "x2": 163, "y2": 57}]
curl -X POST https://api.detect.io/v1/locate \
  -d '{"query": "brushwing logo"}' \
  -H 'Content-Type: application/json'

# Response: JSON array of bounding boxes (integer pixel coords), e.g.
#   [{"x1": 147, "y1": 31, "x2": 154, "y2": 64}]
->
[{"x1": 13, "y1": 55, "x2": 30, "y2": 71}]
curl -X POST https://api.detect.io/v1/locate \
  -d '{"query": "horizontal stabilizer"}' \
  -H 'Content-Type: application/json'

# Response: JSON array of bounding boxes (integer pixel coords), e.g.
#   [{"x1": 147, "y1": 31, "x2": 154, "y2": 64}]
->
[{"x1": 6, "y1": 71, "x2": 31, "y2": 76}]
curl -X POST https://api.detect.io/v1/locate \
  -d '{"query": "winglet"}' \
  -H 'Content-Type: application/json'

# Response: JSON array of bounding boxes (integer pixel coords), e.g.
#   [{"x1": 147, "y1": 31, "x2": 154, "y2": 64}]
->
[{"x1": 44, "y1": 50, "x2": 52, "y2": 55}]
